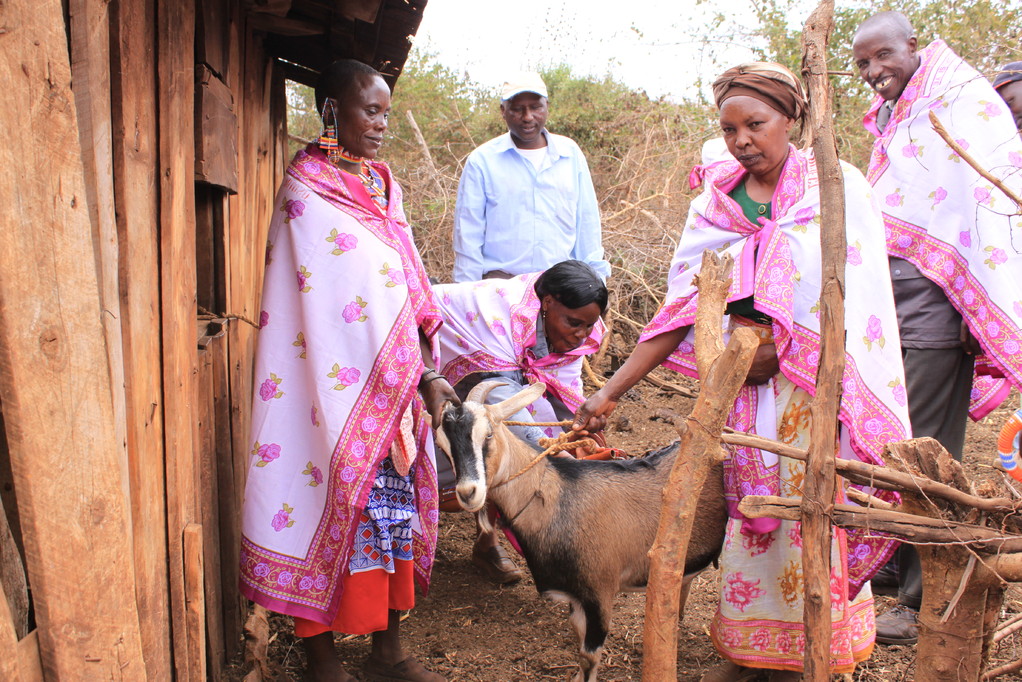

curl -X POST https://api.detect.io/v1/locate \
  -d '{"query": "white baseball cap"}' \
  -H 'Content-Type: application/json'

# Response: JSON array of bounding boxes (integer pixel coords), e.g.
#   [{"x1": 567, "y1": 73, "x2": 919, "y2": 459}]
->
[{"x1": 500, "y1": 72, "x2": 548, "y2": 101}]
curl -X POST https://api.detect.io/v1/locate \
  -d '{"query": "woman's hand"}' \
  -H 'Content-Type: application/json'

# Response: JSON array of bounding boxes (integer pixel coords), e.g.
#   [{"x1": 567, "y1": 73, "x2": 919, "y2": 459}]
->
[
  {"x1": 419, "y1": 372, "x2": 459, "y2": 429},
  {"x1": 571, "y1": 388, "x2": 618, "y2": 435},
  {"x1": 745, "y1": 342, "x2": 779, "y2": 385}
]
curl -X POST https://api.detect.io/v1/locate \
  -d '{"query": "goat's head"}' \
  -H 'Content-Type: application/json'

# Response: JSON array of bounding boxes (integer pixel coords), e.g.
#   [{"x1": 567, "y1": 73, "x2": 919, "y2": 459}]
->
[{"x1": 435, "y1": 380, "x2": 547, "y2": 512}]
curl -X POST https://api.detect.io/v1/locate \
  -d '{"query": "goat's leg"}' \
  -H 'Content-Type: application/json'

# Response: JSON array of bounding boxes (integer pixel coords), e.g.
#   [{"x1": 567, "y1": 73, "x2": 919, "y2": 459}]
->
[{"x1": 566, "y1": 597, "x2": 609, "y2": 682}]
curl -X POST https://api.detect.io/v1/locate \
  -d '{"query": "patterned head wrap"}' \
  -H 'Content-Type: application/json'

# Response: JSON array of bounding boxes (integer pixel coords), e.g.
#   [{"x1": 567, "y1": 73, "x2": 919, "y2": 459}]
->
[{"x1": 712, "y1": 62, "x2": 807, "y2": 123}]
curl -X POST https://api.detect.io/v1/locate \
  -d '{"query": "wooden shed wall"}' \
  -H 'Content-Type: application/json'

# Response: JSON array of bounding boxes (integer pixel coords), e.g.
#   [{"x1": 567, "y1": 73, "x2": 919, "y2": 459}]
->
[{"x1": 0, "y1": 0, "x2": 287, "y2": 678}]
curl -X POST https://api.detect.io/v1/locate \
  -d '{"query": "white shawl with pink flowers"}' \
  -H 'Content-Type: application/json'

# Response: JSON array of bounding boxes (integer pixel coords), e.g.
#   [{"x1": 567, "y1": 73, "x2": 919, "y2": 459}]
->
[
  {"x1": 642, "y1": 146, "x2": 911, "y2": 590},
  {"x1": 433, "y1": 273, "x2": 604, "y2": 427},
  {"x1": 864, "y1": 40, "x2": 1022, "y2": 418},
  {"x1": 239, "y1": 146, "x2": 441, "y2": 625}
]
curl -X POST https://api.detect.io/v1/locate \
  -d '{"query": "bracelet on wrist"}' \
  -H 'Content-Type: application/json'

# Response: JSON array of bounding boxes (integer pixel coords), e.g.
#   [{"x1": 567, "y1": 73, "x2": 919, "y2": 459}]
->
[{"x1": 419, "y1": 368, "x2": 446, "y2": 385}]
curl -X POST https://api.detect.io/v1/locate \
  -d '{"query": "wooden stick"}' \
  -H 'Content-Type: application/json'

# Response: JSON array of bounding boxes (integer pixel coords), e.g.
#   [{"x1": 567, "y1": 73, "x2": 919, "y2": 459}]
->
[
  {"x1": 982, "y1": 657, "x2": 1022, "y2": 681},
  {"x1": 591, "y1": 291, "x2": 616, "y2": 370},
  {"x1": 845, "y1": 486, "x2": 895, "y2": 511},
  {"x1": 993, "y1": 611, "x2": 1022, "y2": 643},
  {"x1": 641, "y1": 252, "x2": 759, "y2": 681},
  {"x1": 800, "y1": 4, "x2": 842, "y2": 678},
  {"x1": 642, "y1": 370, "x2": 697, "y2": 399},
  {"x1": 929, "y1": 110, "x2": 1022, "y2": 214},
  {"x1": 988, "y1": 553, "x2": 1022, "y2": 583},
  {"x1": 582, "y1": 357, "x2": 607, "y2": 389},
  {"x1": 739, "y1": 495, "x2": 1022, "y2": 552},
  {"x1": 405, "y1": 110, "x2": 445, "y2": 195},
  {"x1": 721, "y1": 430, "x2": 1022, "y2": 513}
]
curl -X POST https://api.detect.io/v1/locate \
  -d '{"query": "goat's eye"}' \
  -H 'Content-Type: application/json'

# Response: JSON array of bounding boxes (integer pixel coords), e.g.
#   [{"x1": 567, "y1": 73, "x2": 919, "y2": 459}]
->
[{"x1": 485, "y1": 431, "x2": 494, "y2": 440}]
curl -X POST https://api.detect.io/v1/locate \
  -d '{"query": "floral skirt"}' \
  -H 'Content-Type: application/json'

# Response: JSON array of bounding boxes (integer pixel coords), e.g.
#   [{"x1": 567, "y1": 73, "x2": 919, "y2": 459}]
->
[{"x1": 709, "y1": 379, "x2": 875, "y2": 673}]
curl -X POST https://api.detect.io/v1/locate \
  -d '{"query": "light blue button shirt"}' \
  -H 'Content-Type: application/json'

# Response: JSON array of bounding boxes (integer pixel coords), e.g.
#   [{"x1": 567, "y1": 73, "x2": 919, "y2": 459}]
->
[{"x1": 452, "y1": 131, "x2": 610, "y2": 282}]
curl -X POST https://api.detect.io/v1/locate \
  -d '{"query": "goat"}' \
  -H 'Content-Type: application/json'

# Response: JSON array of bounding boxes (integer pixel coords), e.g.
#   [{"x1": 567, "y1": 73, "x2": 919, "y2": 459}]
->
[{"x1": 435, "y1": 381, "x2": 727, "y2": 682}]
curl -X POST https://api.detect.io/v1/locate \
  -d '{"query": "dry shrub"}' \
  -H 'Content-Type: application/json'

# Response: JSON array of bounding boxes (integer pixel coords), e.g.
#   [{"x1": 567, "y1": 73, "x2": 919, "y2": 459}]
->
[{"x1": 390, "y1": 103, "x2": 715, "y2": 352}]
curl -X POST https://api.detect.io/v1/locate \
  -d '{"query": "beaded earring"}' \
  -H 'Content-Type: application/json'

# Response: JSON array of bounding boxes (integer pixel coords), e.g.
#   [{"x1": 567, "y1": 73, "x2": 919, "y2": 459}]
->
[{"x1": 319, "y1": 99, "x2": 339, "y2": 163}]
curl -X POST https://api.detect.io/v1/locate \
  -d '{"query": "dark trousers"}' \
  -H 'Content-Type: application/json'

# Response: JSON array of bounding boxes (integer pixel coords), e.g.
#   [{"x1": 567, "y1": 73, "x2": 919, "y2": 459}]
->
[{"x1": 896, "y1": 347, "x2": 974, "y2": 608}]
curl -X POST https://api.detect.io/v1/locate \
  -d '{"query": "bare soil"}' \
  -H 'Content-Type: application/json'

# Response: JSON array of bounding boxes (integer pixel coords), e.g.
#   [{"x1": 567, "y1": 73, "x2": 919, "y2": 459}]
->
[{"x1": 232, "y1": 378, "x2": 1022, "y2": 681}]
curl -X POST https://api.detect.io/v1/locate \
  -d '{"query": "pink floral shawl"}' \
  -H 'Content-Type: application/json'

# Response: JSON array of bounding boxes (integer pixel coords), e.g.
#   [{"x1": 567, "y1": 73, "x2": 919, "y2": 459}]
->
[
  {"x1": 642, "y1": 147, "x2": 911, "y2": 590},
  {"x1": 239, "y1": 145, "x2": 442, "y2": 625},
  {"x1": 433, "y1": 273, "x2": 604, "y2": 427},
  {"x1": 864, "y1": 40, "x2": 1022, "y2": 419}
]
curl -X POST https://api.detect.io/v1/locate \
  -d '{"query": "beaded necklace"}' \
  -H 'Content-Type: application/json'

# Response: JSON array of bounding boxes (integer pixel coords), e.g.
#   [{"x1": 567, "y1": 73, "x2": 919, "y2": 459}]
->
[
  {"x1": 333, "y1": 150, "x2": 388, "y2": 210},
  {"x1": 357, "y1": 161, "x2": 388, "y2": 209}
]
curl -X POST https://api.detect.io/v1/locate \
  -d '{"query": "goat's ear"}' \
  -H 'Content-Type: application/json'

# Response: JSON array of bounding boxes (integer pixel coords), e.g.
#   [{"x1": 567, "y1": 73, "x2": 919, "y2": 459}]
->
[{"x1": 491, "y1": 382, "x2": 547, "y2": 421}]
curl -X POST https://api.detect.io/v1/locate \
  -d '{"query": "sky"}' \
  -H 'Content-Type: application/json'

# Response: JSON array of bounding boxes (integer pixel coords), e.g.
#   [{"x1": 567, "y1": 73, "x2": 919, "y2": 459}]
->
[{"x1": 410, "y1": 0, "x2": 814, "y2": 100}]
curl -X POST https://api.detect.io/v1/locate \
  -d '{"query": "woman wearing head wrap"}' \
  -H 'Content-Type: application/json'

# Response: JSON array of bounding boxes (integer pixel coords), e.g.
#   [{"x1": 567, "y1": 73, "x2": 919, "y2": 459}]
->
[{"x1": 573, "y1": 63, "x2": 911, "y2": 680}]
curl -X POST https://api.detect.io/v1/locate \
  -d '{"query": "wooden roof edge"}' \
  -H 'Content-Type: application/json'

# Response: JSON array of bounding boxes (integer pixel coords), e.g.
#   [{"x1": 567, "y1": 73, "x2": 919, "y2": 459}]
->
[{"x1": 252, "y1": 0, "x2": 429, "y2": 87}]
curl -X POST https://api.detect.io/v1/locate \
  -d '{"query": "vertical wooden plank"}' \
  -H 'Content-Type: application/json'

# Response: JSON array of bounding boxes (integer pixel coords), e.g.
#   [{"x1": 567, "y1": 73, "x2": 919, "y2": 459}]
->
[
  {"x1": 221, "y1": 6, "x2": 288, "y2": 659},
  {"x1": 213, "y1": 319, "x2": 244, "y2": 662},
  {"x1": 196, "y1": 0, "x2": 231, "y2": 81},
  {"x1": 109, "y1": 0, "x2": 173, "y2": 677},
  {"x1": 17, "y1": 631, "x2": 44, "y2": 682},
  {"x1": 197, "y1": 325, "x2": 225, "y2": 681},
  {"x1": 183, "y1": 523, "x2": 207, "y2": 682},
  {"x1": 69, "y1": 0, "x2": 130, "y2": 497},
  {"x1": 226, "y1": 22, "x2": 271, "y2": 594},
  {"x1": 0, "y1": 494, "x2": 28, "y2": 639},
  {"x1": 157, "y1": 0, "x2": 200, "y2": 678},
  {"x1": 0, "y1": 0, "x2": 146, "y2": 677},
  {"x1": 0, "y1": 580, "x2": 22, "y2": 682},
  {"x1": 222, "y1": 7, "x2": 250, "y2": 660}
]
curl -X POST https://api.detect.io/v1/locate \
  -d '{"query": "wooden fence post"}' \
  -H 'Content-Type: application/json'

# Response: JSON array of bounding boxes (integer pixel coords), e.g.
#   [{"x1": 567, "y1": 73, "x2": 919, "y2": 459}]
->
[
  {"x1": 640, "y1": 253, "x2": 758, "y2": 680},
  {"x1": 800, "y1": 2, "x2": 845, "y2": 679}
]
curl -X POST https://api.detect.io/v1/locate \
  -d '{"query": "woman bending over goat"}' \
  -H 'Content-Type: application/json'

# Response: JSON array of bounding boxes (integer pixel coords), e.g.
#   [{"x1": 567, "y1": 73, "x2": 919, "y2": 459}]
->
[
  {"x1": 432, "y1": 260, "x2": 607, "y2": 584},
  {"x1": 573, "y1": 62, "x2": 912, "y2": 681}
]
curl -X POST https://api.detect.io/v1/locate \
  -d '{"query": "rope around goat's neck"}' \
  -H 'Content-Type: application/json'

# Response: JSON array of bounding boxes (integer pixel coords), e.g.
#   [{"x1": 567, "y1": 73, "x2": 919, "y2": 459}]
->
[{"x1": 492, "y1": 418, "x2": 598, "y2": 488}]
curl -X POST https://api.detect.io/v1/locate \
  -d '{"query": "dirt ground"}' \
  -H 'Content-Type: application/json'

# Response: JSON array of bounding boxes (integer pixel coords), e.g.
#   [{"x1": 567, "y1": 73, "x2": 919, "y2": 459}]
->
[{"x1": 233, "y1": 377, "x2": 1022, "y2": 681}]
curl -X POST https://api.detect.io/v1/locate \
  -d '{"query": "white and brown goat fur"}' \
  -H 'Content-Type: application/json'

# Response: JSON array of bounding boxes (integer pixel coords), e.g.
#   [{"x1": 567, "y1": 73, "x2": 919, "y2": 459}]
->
[{"x1": 435, "y1": 381, "x2": 727, "y2": 682}]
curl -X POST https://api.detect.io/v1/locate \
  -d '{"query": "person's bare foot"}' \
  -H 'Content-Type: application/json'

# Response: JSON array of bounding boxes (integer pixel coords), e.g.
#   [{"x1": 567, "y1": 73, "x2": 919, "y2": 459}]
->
[
  {"x1": 302, "y1": 632, "x2": 356, "y2": 682},
  {"x1": 363, "y1": 654, "x2": 446, "y2": 681},
  {"x1": 302, "y1": 657, "x2": 356, "y2": 682}
]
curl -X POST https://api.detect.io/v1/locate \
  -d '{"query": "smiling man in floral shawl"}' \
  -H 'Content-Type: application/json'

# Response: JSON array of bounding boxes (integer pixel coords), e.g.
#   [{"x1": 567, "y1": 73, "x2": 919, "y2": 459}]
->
[{"x1": 853, "y1": 11, "x2": 1022, "y2": 645}]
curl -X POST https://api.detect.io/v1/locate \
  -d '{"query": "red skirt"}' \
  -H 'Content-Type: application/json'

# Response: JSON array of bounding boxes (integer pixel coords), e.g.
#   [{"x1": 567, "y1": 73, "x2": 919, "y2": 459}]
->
[{"x1": 293, "y1": 559, "x2": 415, "y2": 637}]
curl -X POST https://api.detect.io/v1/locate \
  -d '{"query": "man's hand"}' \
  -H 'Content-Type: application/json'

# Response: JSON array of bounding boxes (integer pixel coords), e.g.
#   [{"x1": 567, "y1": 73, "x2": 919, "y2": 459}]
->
[
  {"x1": 960, "y1": 320, "x2": 983, "y2": 356},
  {"x1": 745, "y1": 342, "x2": 779, "y2": 385},
  {"x1": 572, "y1": 388, "x2": 618, "y2": 435}
]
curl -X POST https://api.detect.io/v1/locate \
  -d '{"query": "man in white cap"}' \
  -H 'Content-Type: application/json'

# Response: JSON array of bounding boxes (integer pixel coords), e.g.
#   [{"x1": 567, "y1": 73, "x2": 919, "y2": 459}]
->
[{"x1": 452, "y1": 71, "x2": 610, "y2": 282}]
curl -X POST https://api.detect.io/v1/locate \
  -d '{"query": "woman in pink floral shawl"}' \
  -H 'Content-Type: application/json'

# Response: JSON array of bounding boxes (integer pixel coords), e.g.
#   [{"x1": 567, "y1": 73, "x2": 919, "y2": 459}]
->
[
  {"x1": 239, "y1": 60, "x2": 456, "y2": 682},
  {"x1": 574, "y1": 63, "x2": 911, "y2": 681},
  {"x1": 432, "y1": 260, "x2": 606, "y2": 583}
]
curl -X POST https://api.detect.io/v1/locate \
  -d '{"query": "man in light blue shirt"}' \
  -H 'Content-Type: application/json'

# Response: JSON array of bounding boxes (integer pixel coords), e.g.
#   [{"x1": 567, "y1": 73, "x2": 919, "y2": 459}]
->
[{"x1": 452, "y1": 72, "x2": 611, "y2": 282}]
